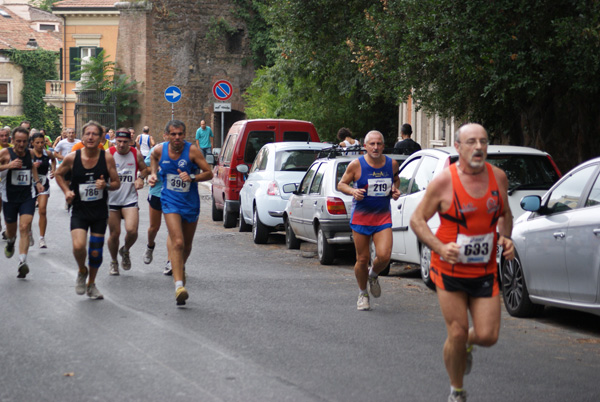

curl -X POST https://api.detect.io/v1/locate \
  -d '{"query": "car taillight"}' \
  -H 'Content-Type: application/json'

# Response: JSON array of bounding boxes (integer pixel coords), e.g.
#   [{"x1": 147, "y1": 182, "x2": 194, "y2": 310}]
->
[
  {"x1": 267, "y1": 181, "x2": 280, "y2": 196},
  {"x1": 326, "y1": 197, "x2": 347, "y2": 215},
  {"x1": 228, "y1": 173, "x2": 237, "y2": 181}
]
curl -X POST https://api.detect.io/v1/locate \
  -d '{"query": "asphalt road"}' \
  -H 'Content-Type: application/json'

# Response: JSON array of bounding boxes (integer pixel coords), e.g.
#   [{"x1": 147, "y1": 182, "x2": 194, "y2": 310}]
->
[{"x1": 0, "y1": 180, "x2": 598, "y2": 402}]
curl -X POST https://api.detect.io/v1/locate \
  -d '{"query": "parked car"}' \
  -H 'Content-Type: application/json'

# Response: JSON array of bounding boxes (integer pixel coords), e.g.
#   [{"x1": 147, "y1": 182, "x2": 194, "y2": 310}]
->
[
  {"x1": 211, "y1": 119, "x2": 321, "y2": 228},
  {"x1": 501, "y1": 156, "x2": 600, "y2": 317},
  {"x1": 387, "y1": 145, "x2": 561, "y2": 288},
  {"x1": 283, "y1": 147, "x2": 408, "y2": 266},
  {"x1": 239, "y1": 141, "x2": 331, "y2": 244}
]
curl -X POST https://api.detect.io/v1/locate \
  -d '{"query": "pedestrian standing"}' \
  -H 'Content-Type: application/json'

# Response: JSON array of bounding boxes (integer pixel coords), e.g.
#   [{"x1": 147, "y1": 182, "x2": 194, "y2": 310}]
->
[
  {"x1": 55, "y1": 121, "x2": 120, "y2": 300},
  {"x1": 394, "y1": 123, "x2": 421, "y2": 155},
  {"x1": 106, "y1": 129, "x2": 148, "y2": 276},
  {"x1": 337, "y1": 130, "x2": 401, "y2": 311},
  {"x1": 195, "y1": 120, "x2": 214, "y2": 157},
  {"x1": 0, "y1": 127, "x2": 44, "y2": 278},
  {"x1": 148, "y1": 120, "x2": 213, "y2": 305},
  {"x1": 410, "y1": 123, "x2": 514, "y2": 402}
]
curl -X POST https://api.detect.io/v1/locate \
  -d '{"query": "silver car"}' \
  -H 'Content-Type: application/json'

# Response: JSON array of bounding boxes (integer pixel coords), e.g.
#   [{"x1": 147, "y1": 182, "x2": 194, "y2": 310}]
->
[
  {"x1": 283, "y1": 149, "x2": 408, "y2": 267},
  {"x1": 502, "y1": 156, "x2": 600, "y2": 317}
]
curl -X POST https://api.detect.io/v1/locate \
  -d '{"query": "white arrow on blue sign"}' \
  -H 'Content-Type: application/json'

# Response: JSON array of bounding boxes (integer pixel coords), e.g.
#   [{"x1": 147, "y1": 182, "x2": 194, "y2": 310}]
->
[{"x1": 164, "y1": 86, "x2": 182, "y2": 103}]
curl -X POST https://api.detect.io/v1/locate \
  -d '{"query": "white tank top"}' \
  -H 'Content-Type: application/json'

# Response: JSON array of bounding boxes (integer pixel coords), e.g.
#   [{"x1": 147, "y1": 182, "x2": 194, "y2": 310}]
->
[
  {"x1": 139, "y1": 134, "x2": 151, "y2": 156},
  {"x1": 108, "y1": 149, "x2": 138, "y2": 206}
]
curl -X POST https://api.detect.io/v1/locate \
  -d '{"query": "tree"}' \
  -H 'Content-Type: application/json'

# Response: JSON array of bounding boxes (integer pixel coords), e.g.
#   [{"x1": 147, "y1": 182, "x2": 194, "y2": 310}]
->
[
  {"x1": 74, "y1": 50, "x2": 141, "y2": 127},
  {"x1": 29, "y1": 0, "x2": 59, "y2": 12},
  {"x1": 244, "y1": 0, "x2": 399, "y2": 143}
]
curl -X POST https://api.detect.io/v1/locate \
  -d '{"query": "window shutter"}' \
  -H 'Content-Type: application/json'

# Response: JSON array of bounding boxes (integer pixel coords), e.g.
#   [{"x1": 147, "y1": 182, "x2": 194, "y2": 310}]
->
[
  {"x1": 69, "y1": 47, "x2": 80, "y2": 80},
  {"x1": 94, "y1": 47, "x2": 104, "y2": 58},
  {"x1": 59, "y1": 48, "x2": 63, "y2": 81}
]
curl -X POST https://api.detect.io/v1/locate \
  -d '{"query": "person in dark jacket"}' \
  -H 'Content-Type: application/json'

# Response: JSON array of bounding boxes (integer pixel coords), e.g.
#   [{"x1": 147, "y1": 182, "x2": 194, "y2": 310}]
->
[{"x1": 394, "y1": 124, "x2": 421, "y2": 155}]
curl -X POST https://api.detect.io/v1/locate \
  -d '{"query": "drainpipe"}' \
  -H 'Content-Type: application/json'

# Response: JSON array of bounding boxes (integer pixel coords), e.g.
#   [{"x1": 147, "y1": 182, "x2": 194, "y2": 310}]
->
[{"x1": 62, "y1": 14, "x2": 67, "y2": 129}]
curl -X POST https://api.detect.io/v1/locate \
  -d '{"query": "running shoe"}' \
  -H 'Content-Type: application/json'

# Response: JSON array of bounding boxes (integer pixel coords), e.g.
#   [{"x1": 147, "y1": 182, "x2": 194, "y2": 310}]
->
[
  {"x1": 448, "y1": 389, "x2": 467, "y2": 402},
  {"x1": 17, "y1": 261, "x2": 29, "y2": 279},
  {"x1": 1, "y1": 231, "x2": 6, "y2": 241},
  {"x1": 163, "y1": 260, "x2": 172, "y2": 276},
  {"x1": 28, "y1": 232, "x2": 34, "y2": 247},
  {"x1": 143, "y1": 246, "x2": 154, "y2": 264},
  {"x1": 39, "y1": 237, "x2": 47, "y2": 249},
  {"x1": 368, "y1": 275, "x2": 381, "y2": 298},
  {"x1": 175, "y1": 286, "x2": 189, "y2": 306},
  {"x1": 86, "y1": 284, "x2": 104, "y2": 300},
  {"x1": 75, "y1": 269, "x2": 88, "y2": 295},
  {"x1": 109, "y1": 261, "x2": 119, "y2": 276},
  {"x1": 465, "y1": 345, "x2": 474, "y2": 375},
  {"x1": 5, "y1": 239, "x2": 15, "y2": 258},
  {"x1": 357, "y1": 293, "x2": 371, "y2": 311},
  {"x1": 119, "y1": 246, "x2": 131, "y2": 270}
]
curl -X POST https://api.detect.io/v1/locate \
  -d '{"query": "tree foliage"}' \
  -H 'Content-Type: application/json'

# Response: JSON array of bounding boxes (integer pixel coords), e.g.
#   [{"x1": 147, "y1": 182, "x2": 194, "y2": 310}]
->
[
  {"x1": 74, "y1": 50, "x2": 141, "y2": 126},
  {"x1": 245, "y1": 0, "x2": 600, "y2": 170},
  {"x1": 6, "y1": 49, "x2": 62, "y2": 137}
]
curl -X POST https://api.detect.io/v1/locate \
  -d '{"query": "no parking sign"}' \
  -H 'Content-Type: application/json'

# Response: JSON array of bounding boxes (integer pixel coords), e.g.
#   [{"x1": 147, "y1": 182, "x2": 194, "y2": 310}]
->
[{"x1": 212, "y1": 80, "x2": 233, "y2": 101}]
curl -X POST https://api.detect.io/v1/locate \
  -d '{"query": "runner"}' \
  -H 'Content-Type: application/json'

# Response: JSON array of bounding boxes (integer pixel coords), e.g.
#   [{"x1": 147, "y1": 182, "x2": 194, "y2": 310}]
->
[
  {"x1": 135, "y1": 126, "x2": 155, "y2": 157},
  {"x1": 31, "y1": 132, "x2": 57, "y2": 248},
  {"x1": 0, "y1": 127, "x2": 44, "y2": 278},
  {"x1": 55, "y1": 121, "x2": 120, "y2": 300},
  {"x1": 106, "y1": 129, "x2": 148, "y2": 276},
  {"x1": 143, "y1": 132, "x2": 172, "y2": 274},
  {"x1": 148, "y1": 120, "x2": 213, "y2": 306},
  {"x1": 0, "y1": 126, "x2": 13, "y2": 240},
  {"x1": 410, "y1": 123, "x2": 514, "y2": 402},
  {"x1": 337, "y1": 130, "x2": 401, "y2": 311}
]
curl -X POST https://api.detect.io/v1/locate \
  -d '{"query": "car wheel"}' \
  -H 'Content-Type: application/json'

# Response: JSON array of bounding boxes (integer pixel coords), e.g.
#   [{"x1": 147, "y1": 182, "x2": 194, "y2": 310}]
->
[
  {"x1": 252, "y1": 208, "x2": 269, "y2": 244},
  {"x1": 420, "y1": 244, "x2": 435, "y2": 290},
  {"x1": 211, "y1": 195, "x2": 223, "y2": 221},
  {"x1": 223, "y1": 201, "x2": 237, "y2": 228},
  {"x1": 285, "y1": 218, "x2": 301, "y2": 249},
  {"x1": 369, "y1": 239, "x2": 390, "y2": 276},
  {"x1": 239, "y1": 203, "x2": 252, "y2": 232},
  {"x1": 501, "y1": 251, "x2": 544, "y2": 317},
  {"x1": 317, "y1": 226, "x2": 334, "y2": 265}
]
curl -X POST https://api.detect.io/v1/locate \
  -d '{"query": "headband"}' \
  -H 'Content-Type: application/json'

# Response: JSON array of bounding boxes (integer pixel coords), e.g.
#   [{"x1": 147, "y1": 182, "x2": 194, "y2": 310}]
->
[{"x1": 115, "y1": 131, "x2": 131, "y2": 139}]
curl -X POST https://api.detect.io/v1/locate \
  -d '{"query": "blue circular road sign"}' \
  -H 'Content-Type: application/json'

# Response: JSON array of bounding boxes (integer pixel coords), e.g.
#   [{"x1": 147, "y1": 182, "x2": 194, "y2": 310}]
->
[{"x1": 164, "y1": 86, "x2": 182, "y2": 103}]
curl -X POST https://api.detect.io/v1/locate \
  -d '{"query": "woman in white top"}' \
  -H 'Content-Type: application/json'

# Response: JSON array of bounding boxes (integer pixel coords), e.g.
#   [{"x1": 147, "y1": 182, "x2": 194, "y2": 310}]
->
[{"x1": 337, "y1": 127, "x2": 358, "y2": 148}]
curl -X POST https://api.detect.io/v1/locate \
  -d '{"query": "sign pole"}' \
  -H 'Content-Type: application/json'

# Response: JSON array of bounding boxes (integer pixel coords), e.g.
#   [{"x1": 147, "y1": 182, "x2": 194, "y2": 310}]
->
[
  {"x1": 171, "y1": 103, "x2": 174, "y2": 121},
  {"x1": 221, "y1": 111, "x2": 225, "y2": 147}
]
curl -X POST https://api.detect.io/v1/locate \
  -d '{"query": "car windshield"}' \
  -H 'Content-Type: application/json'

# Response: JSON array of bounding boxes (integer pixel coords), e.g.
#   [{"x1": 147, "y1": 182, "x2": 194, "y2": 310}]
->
[
  {"x1": 276, "y1": 150, "x2": 323, "y2": 171},
  {"x1": 485, "y1": 154, "x2": 560, "y2": 192}
]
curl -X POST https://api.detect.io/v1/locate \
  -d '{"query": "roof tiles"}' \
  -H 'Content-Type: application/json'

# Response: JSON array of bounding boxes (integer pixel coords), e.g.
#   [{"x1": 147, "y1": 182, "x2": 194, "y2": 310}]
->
[{"x1": 0, "y1": 7, "x2": 61, "y2": 51}]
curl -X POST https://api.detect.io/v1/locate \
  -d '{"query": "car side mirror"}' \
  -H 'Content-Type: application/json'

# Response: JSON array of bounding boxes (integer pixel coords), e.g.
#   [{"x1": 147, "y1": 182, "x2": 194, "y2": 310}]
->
[
  {"x1": 282, "y1": 183, "x2": 298, "y2": 194},
  {"x1": 520, "y1": 195, "x2": 541, "y2": 212},
  {"x1": 236, "y1": 164, "x2": 249, "y2": 174}
]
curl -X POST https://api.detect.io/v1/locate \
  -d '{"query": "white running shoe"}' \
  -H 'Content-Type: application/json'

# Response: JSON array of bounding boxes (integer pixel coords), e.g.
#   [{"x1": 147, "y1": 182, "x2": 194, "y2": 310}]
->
[
  {"x1": 119, "y1": 246, "x2": 131, "y2": 270},
  {"x1": 86, "y1": 284, "x2": 104, "y2": 300},
  {"x1": 39, "y1": 237, "x2": 47, "y2": 249},
  {"x1": 163, "y1": 260, "x2": 172, "y2": 276},
  {"x1": 357, "y1": 293, "x2": 371, "y2": 311},
  {"x1": 448, "y1": 390, "x2": 467, "y2": 402},
  {"x1": 368, "y1": 275, "x2": 381, "y2": 298},
  {"x1": 143, "y1": 246, "x2": 154, "y2": 264},
  {"x1": 109, "y1": 261, "x2": 119, "y2": 276},
  {"x1": 75, "y1": 269, "x2": 88, "y2": 295}
]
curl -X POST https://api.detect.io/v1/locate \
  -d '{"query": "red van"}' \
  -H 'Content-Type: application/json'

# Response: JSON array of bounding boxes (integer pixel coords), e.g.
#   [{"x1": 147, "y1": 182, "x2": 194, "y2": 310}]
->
[{"x1": 211, "y1": 119, "x2": 321, "y2": 227}]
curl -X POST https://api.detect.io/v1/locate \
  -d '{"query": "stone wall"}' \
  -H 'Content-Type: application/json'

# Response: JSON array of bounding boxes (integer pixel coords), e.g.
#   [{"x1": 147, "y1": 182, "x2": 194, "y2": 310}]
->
[{"x1": 116, "y1": 0, "x2": 255, "y2": 146}]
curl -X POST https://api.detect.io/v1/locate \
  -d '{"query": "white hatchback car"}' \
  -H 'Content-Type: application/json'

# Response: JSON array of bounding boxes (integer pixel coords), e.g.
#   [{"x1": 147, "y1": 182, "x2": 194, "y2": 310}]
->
[
  {"x1": 502, "y1": 156, "x2": 600, "y2": 317},
  {"x1": 386, "y1": 145, "x2": 561, "y2": 288},
  {"x1": 239, "y1": 142, "x2": 331, "y2": 244}
]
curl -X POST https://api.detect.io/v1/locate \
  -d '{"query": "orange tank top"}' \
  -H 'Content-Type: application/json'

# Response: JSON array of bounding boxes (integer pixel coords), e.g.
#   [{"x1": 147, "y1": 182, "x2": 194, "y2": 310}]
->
[{"x1": 431, "y1": 162, "x2": 503, "y2": 278}]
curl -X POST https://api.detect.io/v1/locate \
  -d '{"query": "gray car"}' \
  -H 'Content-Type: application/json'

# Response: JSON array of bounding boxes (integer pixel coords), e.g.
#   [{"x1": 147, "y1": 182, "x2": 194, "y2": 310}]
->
[
  {"x1": 283, "y1": 148, "x2": 408, "y2": 267},
  {"x1": 503, "y1": 156, "x2": 600, "y2": 317}
]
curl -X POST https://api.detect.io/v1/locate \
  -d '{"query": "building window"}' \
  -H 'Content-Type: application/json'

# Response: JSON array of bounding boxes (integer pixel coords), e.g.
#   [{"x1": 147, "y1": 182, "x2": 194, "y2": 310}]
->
[
  {"x1": 226, "y1": 29, "x2": 244, "y2": 53},
  {"x1": 39, "y1": 24, "x2": 58, "y2": 32},
  {"x1": 69, "y1": 47, "x2": 102, "y2": 80},
  {"x1": 0, "y1": 82, "x2": 9, "y2": 104}
]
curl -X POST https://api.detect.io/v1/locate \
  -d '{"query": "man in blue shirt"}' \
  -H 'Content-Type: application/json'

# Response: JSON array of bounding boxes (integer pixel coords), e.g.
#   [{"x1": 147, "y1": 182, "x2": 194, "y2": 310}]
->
[{"x1": 195, "y1": 120, "x2": 214, "y2": 157}]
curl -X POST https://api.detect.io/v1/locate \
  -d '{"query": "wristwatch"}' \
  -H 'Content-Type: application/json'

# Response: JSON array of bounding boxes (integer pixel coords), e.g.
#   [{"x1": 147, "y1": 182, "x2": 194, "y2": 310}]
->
[{"x1": 189, "y1": 173, "x2": 196, "y2": 182}]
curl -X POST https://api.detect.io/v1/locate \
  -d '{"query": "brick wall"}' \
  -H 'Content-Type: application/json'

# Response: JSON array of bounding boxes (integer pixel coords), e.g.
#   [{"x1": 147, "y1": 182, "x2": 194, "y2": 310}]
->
[{"x1": 116, "y1": 0, "x2": 255, "y2": 147}]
